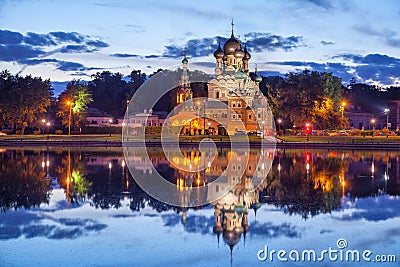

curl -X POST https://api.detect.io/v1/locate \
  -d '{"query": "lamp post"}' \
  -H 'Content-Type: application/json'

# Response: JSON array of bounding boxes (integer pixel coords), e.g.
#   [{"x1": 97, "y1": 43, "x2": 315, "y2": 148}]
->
[
  {"x1": 67, "y1": 101, "x2": 73, "y2": 136},
  {"x1": 384, "y1": 108, "x2": 389, "y2": 129},
  {"x1": 46, "y1": 122, "x2": 50, "y2": 139},
  {"x1": 371, "y1": 118, "x2": 375, "y2": 131},
  {"x1": 277, "y1": 118, "x2": 282, "y2": 132},
  {"x1": 340, "y1": 101, "x2": 346, "y2": 119},
  {"x1": 109, "y1": 119, "x2": 113, "y2": 137},
  {"x1": 41, "y1": 119, "x2": 46, "y2": 135}
]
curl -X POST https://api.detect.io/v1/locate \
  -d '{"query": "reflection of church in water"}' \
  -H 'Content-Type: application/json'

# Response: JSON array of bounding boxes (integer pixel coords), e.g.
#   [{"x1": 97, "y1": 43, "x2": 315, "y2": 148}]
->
[
  {"x1": 174, "y1": 148, "x2": 273, "y2": 254},
  {"x1": 167, "y1": 22, "x2": 273, "y2": 136}
]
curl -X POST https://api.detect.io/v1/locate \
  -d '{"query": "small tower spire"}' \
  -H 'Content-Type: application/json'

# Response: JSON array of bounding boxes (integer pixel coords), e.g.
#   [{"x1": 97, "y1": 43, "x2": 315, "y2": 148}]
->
[{"x1": 231, "y1": 19, "x2": 234, "y2": 36}]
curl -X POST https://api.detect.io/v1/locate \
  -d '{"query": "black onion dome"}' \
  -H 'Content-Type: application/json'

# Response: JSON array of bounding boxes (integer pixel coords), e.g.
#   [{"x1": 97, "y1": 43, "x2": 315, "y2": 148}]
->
[
  {"x1": 234, "y1": 41, "x2": 245, "y2": 58},
  {"x1": 213, "y1": 40, "x2": 224, "y2": 59},
  {"x1": 224, "y1": 33, "x2": 239, "y2": 55},
  {"x1": 243, "y1": 43, "x2": 251, "y2": 60}
]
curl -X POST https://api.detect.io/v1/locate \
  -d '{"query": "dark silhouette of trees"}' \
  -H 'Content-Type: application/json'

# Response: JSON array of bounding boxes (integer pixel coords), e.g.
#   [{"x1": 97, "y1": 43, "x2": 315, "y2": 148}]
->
[
  {"x1": 260, "y1": 70, "x2": 345, "y2": 129},
  {"x1": 0, "y1": 70, "x2": 53, "y2": 134}
]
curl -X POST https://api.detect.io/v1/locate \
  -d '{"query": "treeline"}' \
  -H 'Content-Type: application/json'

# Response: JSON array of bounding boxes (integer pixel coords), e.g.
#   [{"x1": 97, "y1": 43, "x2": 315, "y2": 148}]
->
[
  {"x1": 0, "y1": 68, "x2": 209, "y2": 134},
  {"x1": 1, "y1": 68, "x2": 399, "y2": 134},
  {"x1": 259, "y1": 70, "x2": 400, "y2": 130}
]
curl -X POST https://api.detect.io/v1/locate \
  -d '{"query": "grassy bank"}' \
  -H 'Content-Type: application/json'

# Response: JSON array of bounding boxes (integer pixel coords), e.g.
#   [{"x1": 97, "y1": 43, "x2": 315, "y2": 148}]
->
[{"x1": 279, "y1": 135, "x2": 400, "y2": 143}]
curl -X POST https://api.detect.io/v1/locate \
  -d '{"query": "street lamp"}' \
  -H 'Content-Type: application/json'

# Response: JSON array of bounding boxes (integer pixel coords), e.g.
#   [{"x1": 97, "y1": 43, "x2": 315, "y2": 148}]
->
[
  {"x1": 277, "y1": 118, "x2": 282, "y2": 132},
  {"x1": 41, "y1": 119, "x2": 46, "y2": 135},
  {"x1": 109, "y1": 119, "x2": 113, "y2": 137},
  {"x1": 207, "y1": 122, "x2": 211, "y2": 138},
  {"x1": 340, "y1": 101, "x2": 346, "y2": 119},
  {"x1": 67, "y1": 101, "x2": 73, "y2": 136},
  {"x1": 371, "y1": 118, "x2": 375, "y2": 131},
  {"x1": 46, "y1": 122, "x2": 50, "y2": 139},
  {"x1": 384, "y1": 108, "x2": 390, "y2": 130}
]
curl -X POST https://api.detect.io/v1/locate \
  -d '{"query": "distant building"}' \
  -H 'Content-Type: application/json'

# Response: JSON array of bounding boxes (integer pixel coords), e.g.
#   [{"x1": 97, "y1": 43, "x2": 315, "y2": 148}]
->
[
  {"x1": 388, "y1": 100, "x2": 400, "y2": 131},
  {"x1": 126, "y1": 109, "x2": 166, "y2": 128},
  {"x1": 85, "y1": 107, "x2": 113, "y2": 126}
]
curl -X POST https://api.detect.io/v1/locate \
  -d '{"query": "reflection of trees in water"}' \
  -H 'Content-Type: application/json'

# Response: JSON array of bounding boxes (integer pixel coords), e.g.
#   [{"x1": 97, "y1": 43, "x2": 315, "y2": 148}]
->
[
  {"x1": 262, "y1": 151, "x2": 345, "y2": 219},
  {"x1": 0, "y1": 151, "x2": 50, "y2": 212}
]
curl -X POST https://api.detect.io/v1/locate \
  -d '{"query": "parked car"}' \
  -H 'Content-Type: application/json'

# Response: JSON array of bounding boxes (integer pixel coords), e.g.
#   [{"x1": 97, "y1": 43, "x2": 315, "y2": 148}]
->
[
  {"x1": 234, "y1": 130, "x2": 247, "y2": 135},
  {"x1": 248, "y1": 131, "x2": 261, "y2": 136}
]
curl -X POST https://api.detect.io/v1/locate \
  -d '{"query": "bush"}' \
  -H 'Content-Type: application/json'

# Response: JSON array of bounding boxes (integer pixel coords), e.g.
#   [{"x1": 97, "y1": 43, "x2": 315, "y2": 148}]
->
[
  {"x1": 55, "y1": 130, "x2": 64, "y2": 135},
  {"x1": 81, "y1": 126, "x2": 122, "y2": 134},
  {"x1": 351, "y1": 128, "x2": 361, "y2": 136}
]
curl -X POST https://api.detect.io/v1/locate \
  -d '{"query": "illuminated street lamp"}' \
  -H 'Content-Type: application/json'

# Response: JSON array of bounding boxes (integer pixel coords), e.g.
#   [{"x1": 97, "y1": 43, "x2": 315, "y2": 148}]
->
[
  {"x1": 67, "y1": 101, "x2": 73, "y2": 136},
  {"x1": 46, "y1": 122, "x2": 51, "y2": 139},
  {"x1": 207, "y1": 122, "x2": 211, "y2": 138},
  {"x1": 277, "y1": 118, "x2": 282, "y2": 131},
  {"x1": 109, "y1": 119, "x2": 113, "y2": 137},
  {"x1": 340, "y1": 101, "x2": 346, "y2": 119},
  {"x1": 371, "y1": 118, "x2": 376, "y2": 131},
  {"x1": 384, "y1": 108, "x2": 390, "y2": 129},
  {"x1": 41, "y1": 119, "x2": 46, "y2": 135}
]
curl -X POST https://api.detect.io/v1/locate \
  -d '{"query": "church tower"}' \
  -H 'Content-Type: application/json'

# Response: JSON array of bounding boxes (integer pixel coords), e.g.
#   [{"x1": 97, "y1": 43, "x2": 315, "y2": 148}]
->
[{"x1": 176, "y1": 55, "x2": 193, "y2": 105}]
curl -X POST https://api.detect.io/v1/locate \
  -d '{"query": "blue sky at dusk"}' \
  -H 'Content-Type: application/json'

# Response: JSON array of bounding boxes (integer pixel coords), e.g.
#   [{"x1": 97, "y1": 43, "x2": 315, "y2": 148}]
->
[{"x1": 1, "y1": 0, "x2": 400, "y2": 88}]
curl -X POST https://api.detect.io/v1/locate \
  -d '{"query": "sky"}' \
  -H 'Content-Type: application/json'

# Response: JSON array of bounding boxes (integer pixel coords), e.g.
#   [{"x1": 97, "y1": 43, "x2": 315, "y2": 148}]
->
[{"x1": 1, "y1": 0, "x2": 400, "y2": 89}]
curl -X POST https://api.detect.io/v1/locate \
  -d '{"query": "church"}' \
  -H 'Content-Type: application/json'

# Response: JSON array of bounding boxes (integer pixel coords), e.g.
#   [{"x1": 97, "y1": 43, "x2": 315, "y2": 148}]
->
[{"x1": 167, "y1": 23, "x2": 274, "y2": 136}]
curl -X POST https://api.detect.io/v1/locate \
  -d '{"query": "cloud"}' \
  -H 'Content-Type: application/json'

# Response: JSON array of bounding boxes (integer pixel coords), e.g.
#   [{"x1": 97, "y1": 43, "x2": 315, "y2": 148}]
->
[
  {"x1": 149, "y1": 32, "x2": 305, "y2": 59},
  {"x1": 86, "y1": 40, "x2": 109, "y2": 48},
  {"x1": 0, "y1": 44, "x2": 45, "y2": 61},
  {"x1": 321, "y1": 40, "x2": 335, "y2": 46},
  {"x1": 0, "y1": 29, "x2": 109, "y2": 73},
  {"x1": 354, "y1": 24, "x2": 400, "y2": 48},
  {"x1": 112, "y1": 53, "x2": 140, "y2": 58},
  {"x1": 49, "y1": 31, "x2": 84, "y2": 43},
  {"x1": 303, "y1": 0, "x2": 333, "y2": 9},
  {"x1": 245, "y1": 33, "x2": 305, "y2": 52},
  {"x1": 0, "y1": 29, "x2": 23, "y2": 44},
  {"x1": 24, "y1": 32, "x2": 56, "y2": 46},
  {"x1": 268, "y1": 53, "x2": 400, "y2": 85}
]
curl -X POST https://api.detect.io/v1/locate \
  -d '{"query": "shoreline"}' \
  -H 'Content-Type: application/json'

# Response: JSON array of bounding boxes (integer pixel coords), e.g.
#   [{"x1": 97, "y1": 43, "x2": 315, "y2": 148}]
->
[{"x1": 1, "y1": 139, "x2": 400, "y2": 150}]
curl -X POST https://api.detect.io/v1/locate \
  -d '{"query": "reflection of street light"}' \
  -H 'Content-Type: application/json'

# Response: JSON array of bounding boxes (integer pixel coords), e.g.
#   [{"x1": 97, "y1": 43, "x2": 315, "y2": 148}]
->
[
  {"x1": 261, "y1": 120, "x2": 265, "y2": 138},
  {"x1": 67, "y1": 101, "x2": 73, "y2": 136},
  {"x1": 371, "y1": 118, "x2": 376, "y2": 130}
]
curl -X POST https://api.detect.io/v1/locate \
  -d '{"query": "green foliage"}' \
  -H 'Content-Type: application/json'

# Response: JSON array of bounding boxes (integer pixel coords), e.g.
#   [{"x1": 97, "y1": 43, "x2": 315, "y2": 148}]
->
[
  {"x1": 57, "y1": 80, "x2": 93, "y2": 130},
  {"x1": 260, "y1": 70, "x2": 344, "y2": 129},
  {"x1": 0, "y1": 70, "x2": 53, "y2": 134}
]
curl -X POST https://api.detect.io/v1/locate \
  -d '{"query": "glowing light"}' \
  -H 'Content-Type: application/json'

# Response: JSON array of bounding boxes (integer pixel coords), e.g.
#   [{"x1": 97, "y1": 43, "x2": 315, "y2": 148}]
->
[
  {"x1": 371, "y1": 162, "x2": 375, "y2": 173},
  {"x1": 207, "y1": 161, "x2": 211, "y2": 168},
  {"x1": 384, "y1": 172, "x2": 389, "y2": 180},
  {"x1": 122, "y1": 160, "x2": 125, "y2": 167},
  {"x1": 109, "y1": 162, "x2": 112, "y2": 169},
  {"x1": 277, "y1": 163, "x2": 281, "y2": 172},
  {"x1": 306, "y1": 163, "x2": 310, "y2": 171},
  {"x1": 46, "y1": 160, "x2": 50, "y2": 167},
  {"x1": 41, "y1": 161, "x2": 45, "y2": 168}
]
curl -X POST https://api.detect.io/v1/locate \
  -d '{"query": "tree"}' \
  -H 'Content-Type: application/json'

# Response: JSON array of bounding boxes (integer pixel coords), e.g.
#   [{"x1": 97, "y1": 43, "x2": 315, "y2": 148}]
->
[
  {"x1": 88, "y1": 71, "x2": 128, "y2": 118},
  {"x1": 0, "y1": 70, "x2": 53, "y2": 134},
  {"x1": 57, "y1": 80, "x2": 93, "y2": 132},
  {"x1": 260, "y1": 70, "x2": 344, "y2": 130}
]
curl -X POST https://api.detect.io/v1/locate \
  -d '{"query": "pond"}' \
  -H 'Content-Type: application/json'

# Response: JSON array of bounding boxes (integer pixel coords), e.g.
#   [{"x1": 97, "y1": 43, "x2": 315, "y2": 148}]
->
[{"x1": 0, "y1": 147, "x2": 399, "y2": 266}]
